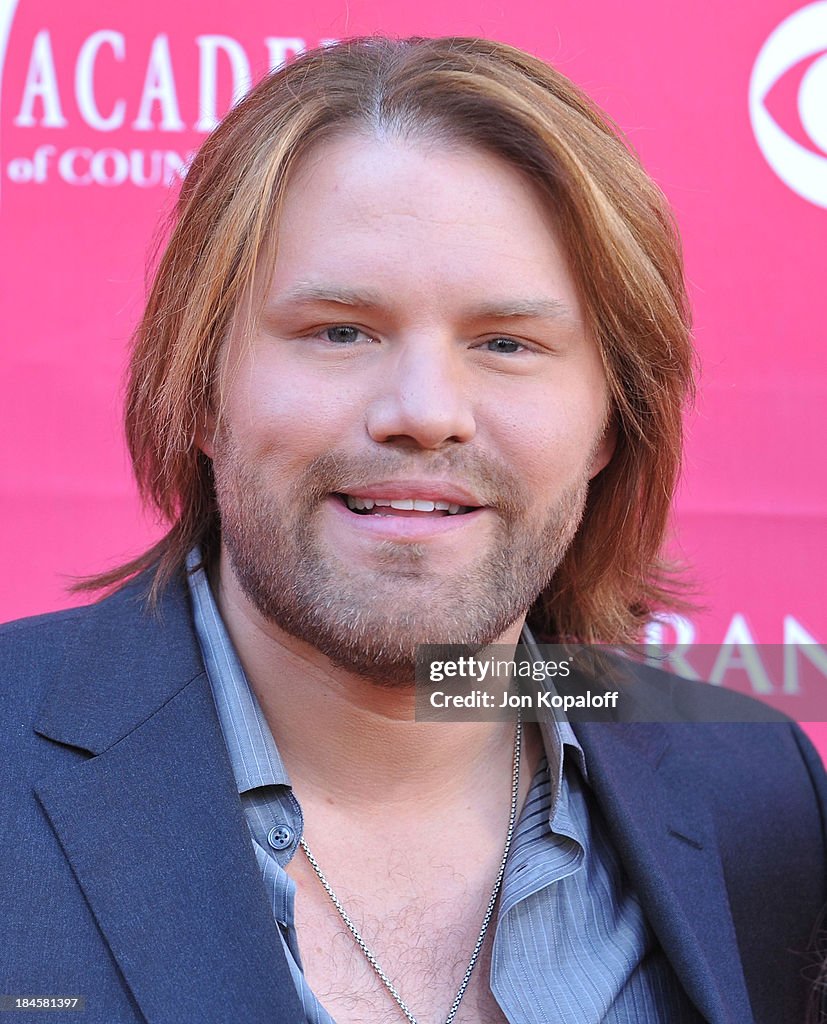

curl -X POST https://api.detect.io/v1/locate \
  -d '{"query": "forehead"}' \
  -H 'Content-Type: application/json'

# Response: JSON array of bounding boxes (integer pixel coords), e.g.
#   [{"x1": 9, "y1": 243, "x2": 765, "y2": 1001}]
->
[{"x1": 264, "y1": 131, "x2": 583, "y2": 320}]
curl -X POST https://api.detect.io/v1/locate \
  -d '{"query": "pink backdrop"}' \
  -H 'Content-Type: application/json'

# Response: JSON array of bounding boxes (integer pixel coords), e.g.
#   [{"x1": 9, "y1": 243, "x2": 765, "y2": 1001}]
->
[{"x1": 1, "y1": 1, "x2": 824, "y2": 740}]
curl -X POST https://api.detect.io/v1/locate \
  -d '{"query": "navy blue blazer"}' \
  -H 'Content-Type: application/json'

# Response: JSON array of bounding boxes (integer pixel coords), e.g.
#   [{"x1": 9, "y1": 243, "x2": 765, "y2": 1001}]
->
[{"x1": 1, "y1": 572, "x2": 825, "y2": 1024}]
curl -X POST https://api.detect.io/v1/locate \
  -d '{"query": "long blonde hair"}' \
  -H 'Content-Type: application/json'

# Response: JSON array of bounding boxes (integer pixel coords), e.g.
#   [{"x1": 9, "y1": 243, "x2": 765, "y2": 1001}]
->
[{"x1": 84, "y1": 36, "x2": 695, "y2": 644}]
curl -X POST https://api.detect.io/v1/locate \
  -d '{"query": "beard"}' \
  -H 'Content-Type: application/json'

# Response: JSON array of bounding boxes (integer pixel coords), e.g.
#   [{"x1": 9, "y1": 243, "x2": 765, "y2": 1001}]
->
[{"x1": 211, "y1": 427, "x2": 592, "y2": 687}]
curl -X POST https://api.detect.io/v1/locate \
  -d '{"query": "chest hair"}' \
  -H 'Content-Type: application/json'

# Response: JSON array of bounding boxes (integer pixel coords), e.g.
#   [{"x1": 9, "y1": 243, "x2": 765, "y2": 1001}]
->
[{"x1": 289, "y1": 849, "x2": 509, "y2": 1024}]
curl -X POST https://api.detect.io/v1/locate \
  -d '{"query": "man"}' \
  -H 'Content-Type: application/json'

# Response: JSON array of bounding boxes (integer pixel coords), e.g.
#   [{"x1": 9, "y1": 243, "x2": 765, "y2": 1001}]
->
[{"x1": 1, "y1": 36, "x2": 824, "y2": 1024}]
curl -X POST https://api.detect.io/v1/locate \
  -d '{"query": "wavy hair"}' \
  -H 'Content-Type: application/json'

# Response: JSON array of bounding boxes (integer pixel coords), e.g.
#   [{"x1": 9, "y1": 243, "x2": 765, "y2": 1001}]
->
[{"x1": 82, "y1": 36, "x2": 695, "y2": 643}]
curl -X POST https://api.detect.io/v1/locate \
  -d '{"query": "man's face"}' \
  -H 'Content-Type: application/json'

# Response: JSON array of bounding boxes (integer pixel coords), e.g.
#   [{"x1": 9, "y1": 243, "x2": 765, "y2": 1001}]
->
[{"x1": 205, "y1": 133, "x2": 613, "y2": 684}]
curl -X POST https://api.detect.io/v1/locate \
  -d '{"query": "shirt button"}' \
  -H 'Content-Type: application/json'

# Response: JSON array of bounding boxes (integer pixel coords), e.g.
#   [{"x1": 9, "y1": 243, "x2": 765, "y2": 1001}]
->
[{"x1": 268, "y1": 824, "x2": 295, "y2": 851}]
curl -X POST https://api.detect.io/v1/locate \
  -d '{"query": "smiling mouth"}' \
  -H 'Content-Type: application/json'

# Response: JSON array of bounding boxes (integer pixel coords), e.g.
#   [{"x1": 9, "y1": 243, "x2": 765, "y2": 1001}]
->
[{"x1": 336, "y1": 494, "x2": 476, "y2": 517}]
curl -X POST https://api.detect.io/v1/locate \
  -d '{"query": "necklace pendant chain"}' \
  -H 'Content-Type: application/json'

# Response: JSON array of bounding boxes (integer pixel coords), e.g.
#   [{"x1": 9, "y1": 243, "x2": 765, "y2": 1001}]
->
[{"x1": 299, "y1": 713, "x2": 523, "y2": 1024}]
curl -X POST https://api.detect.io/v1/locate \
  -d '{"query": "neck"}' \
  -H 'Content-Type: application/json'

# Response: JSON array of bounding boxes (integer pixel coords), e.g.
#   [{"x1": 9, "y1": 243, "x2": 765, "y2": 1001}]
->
[{"x1": 213, "y1": 557, "x2": 533, "y2": 812}]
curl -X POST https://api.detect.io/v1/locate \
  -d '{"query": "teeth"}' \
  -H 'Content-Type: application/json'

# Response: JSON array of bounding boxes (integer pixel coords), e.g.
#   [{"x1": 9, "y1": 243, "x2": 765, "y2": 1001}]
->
[
  {"x1": 344, "y1": 496, "x2": 375, "y2": 510},
  {"x1": 343, "y1": 494, "x2": 469, "y2": 514}
]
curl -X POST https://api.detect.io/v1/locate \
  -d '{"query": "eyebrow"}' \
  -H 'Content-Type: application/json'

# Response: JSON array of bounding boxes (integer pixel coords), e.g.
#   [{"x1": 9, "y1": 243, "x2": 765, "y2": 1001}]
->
[
  {"x1": 267, "y1": 284, "x2": 386, "y2": 311},
  {"x1": 266, "y1": 285, "x2": 579, "y2": 325},
  {"x1": 467, "y1": 298, "x2": 579, "y2": 324}
]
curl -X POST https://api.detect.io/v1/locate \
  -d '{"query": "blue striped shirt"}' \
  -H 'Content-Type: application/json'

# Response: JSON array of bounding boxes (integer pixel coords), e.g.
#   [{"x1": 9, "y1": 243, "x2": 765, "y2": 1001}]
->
[{"x1": 187, "y1": 551, "x2": 699, "y2": 1023}]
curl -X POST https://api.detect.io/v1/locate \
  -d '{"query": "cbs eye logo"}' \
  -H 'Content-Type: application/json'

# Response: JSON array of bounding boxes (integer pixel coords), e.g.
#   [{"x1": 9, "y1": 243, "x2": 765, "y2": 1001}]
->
[{"x1": 750, "y1": 1, "x2": 827, "y2": 208}]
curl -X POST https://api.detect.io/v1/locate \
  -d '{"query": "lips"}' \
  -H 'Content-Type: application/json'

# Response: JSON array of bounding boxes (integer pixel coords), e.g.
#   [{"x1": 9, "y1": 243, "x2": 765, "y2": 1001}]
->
[{"x1": 333, "y1": 478, "x2": 485, "y2": 519}]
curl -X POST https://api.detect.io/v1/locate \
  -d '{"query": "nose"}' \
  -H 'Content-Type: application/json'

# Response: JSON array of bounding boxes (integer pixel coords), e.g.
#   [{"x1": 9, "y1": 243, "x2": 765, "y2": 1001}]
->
[{"x1": 364, "y1": 336, "x2": 476, "y2": 449}]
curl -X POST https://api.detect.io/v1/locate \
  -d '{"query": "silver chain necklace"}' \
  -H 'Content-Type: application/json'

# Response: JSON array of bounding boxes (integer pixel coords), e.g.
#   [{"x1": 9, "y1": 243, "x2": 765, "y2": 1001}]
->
[{"x1": 299, "y1": 713, "x2": 522, "y2": 1024}]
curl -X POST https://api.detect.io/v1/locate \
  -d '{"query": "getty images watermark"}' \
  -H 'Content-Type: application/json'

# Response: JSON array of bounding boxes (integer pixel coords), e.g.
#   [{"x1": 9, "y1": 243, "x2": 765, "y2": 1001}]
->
[
  {"x1": 425, "y1": 653, "x2": 618, "y2": 714},
  {"x1": 415, "y1": 645, "x2": 626, "y2": 722},
  {"x1": 414, "y1": 642, "x2": 827, "y2": 723}
]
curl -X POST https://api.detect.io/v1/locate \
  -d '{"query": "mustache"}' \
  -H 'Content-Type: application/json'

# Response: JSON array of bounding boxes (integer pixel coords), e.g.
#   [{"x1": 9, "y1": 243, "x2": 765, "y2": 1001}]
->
[{"x1": 292, "y1": 448, "x2": 529, "y2": 516}]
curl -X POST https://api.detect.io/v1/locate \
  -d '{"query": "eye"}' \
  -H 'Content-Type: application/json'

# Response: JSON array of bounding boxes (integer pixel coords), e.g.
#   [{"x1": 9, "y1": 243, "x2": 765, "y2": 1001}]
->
[
  {"x1": 481, "y1": 337, "x2": 525, "y2": 354},
  {"x1": 317, "y1": 325, "x2": 374, "y2": 344}
]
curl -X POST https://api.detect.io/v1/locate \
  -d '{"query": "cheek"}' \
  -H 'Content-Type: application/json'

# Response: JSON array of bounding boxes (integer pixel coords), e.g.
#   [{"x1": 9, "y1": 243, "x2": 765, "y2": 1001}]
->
[
  {"x1": 225, "y1": 367, "x2": 366, "y2": 466},
  {"x1": 486, "y1": 388, "x2": 608, "y2": 487}
]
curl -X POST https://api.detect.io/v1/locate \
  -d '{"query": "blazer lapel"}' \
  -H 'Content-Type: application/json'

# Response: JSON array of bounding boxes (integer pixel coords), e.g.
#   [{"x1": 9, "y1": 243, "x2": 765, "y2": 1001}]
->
[
  {"x1": 574, "y1": 720, "x2": 754, "y2": 1024},
  {"x1": 32, "y1": 575, "x2": 304, "y2": 1024}
]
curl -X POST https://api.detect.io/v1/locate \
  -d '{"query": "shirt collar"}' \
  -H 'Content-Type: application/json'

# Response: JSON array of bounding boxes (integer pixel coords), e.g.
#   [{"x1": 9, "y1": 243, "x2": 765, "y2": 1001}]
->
[
  {"x1": 187, "y1": 548, "x2": 290, "y2": 793},
  {"x1": 518, "y1": 624, "x2": 587, "y2": 773},
  {"x1": 518, "y1": 623, "x2": 588, "y2": 827}
]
